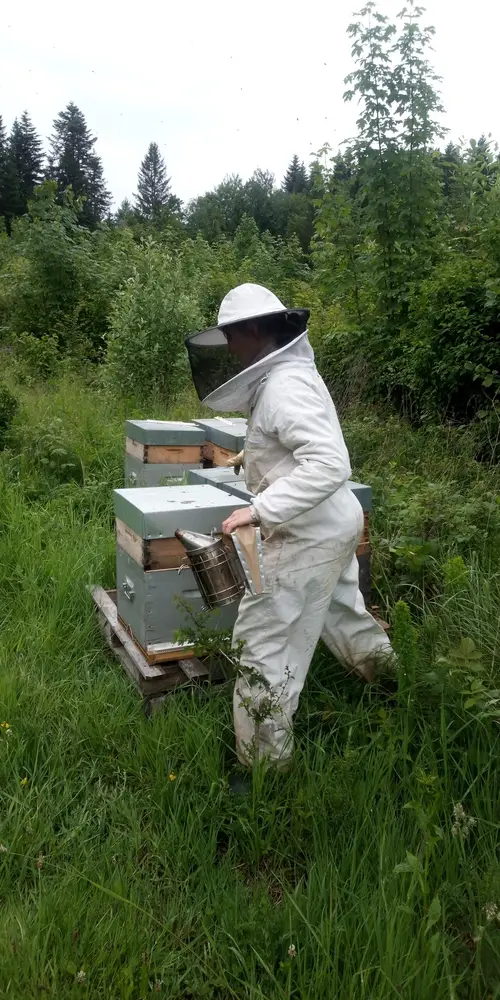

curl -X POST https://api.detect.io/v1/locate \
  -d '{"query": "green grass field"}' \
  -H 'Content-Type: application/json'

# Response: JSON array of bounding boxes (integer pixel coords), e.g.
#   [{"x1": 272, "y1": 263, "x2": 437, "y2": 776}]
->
[{"x1": 1, "y1": 374, "x2": 499, "y2": 998}]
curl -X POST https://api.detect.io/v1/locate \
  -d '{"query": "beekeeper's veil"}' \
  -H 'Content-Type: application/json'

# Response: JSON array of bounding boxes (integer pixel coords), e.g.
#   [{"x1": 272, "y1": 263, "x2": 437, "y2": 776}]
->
[{"x1": 185, "y1": 283, "x2": 312, "y2": 412}]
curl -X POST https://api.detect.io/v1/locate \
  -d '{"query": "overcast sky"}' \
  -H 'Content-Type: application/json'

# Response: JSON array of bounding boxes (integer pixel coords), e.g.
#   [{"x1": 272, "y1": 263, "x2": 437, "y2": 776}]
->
[{"x1": 1, "y1": 0, "x2": 499, "y2": 208}]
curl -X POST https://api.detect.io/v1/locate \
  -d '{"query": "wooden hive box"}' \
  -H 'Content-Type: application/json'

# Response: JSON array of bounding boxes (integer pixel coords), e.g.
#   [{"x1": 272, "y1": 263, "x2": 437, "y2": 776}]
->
[
  {"x1": 114, "y1": 484, "x2": 250, "y2": 661},
  {"x1": 124, "y1": 420, "x2": 205, "y2": 487},
  {"x1": 194, "y1": 418, "x2": 247, "y2": 467}
]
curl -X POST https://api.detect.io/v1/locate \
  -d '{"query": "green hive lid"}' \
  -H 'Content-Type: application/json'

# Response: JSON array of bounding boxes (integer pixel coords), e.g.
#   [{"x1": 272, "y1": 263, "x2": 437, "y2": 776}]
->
[
  {"x1": 114, "y1": 483, "x2": 249, "y2": 539},
  {"x1": 194, "y1": 418, "x2": 247, "y2": 451},
  {"x1": 125, "y1": 420, "x2": 205, "y2": 446}
]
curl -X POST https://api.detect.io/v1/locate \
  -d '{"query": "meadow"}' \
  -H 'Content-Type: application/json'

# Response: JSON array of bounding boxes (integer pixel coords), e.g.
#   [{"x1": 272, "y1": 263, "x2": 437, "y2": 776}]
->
[{"x1": 0, "y1": 371, "x2": 499, "y2": 999}]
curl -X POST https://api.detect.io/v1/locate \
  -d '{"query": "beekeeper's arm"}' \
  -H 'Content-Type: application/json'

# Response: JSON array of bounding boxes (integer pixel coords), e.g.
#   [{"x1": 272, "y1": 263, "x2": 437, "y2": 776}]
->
[{"x1": 251, "y1": 372, "x2": 351, "y2": 527}]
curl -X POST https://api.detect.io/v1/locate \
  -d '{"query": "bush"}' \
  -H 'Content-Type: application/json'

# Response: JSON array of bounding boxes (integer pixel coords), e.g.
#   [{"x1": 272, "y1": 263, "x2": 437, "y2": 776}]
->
[
  {"x1": 105, "y1": 239, "x2": 203, "y2": 404},
  {"x1": 12, "y1": 332, "x2": 60, "y2": 382},
  {"x1": 0, "y1": 382, "x2": 19, "y2": 448}
]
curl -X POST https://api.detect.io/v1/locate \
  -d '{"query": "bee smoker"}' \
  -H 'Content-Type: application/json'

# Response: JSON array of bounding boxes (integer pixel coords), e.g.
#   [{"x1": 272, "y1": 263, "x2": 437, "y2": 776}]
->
[{"x1": 175, "y1": 527, "x2": 265, "y2": 609}]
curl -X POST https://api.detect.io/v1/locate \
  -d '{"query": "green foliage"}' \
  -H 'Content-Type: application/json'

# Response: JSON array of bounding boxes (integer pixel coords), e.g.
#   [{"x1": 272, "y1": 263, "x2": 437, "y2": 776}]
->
[
  {"x1": 0, "y1": 183, "x2": 139, "y2": 360},
  {"x1": 29, "y1": 416, "x2": 84, "y2": 484},
  {"x1": 12, "y1": 332, "x2": 61, "y2": 382},
  {"x1": 106, "y1": 238, "x2": 203, "y2": 403},
  {"x1": 2, "y1": 111, "x2": 43, "y2": 224},
  {"x1": 0, "y1": 373, "x2": 499, "y2": 997},
  {"x1": 134, "y1": 141, "x2": 181, "y2": 225},
  {"x1": 282, "y1": 154, "x2": 309, "y2": 195},
  {"x1": 311, "y1": 2, "x2": 500, "y2": 421},
  {"x1": 47, "y1": 102, "x2": 111, "y2": 226},
  {"x1": 0, "y1": 382, "x2": 18, "y2": 447},
  {"x1": 392, "y1": 599, "x2": 417, "y2": 690}
]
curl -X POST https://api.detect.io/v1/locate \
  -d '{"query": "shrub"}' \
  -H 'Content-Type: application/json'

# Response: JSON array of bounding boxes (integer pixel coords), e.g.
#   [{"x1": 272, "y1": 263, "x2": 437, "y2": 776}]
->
[
  {"x1": 12, "y1": 332, "x2": 60, "y2": 382},
  {"x1": 0, "y1": 383, "x2": 19, "y2": 448},
  {"x1": 105, "y1": 239, "x2": 203, "y2": 404}
]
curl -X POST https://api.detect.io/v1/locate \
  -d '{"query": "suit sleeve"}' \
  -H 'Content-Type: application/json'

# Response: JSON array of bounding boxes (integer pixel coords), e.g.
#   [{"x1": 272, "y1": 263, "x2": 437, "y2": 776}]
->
[{"x1": 251, "y1": 373, "x2": 351, "y2": 527}]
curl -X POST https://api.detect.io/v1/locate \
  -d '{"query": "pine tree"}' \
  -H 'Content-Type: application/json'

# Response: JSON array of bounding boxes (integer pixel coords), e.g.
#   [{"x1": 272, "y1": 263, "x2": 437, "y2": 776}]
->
[
  {"x1": 282, "y1": 154, "x2": 308, "y2": 194},
  {"x1": 115, "y1": 198, "x2": 136, "y2": 227},
  {"x1": 0, "y1": 115, "x2": 8, "y2": 221},
  {"x1": 5, "y1": 111, "x2": 44, "y2": 218},
  {"x1": 134, "y1": 142, "x2": 176, "y2": 223},
  {"x1": 48, "y1": 102, "x2": 111, "y2": 225}
]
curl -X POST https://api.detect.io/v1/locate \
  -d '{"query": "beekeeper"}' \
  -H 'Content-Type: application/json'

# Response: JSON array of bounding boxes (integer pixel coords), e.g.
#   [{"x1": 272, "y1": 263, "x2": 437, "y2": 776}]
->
[{"x1": 185, "y1": 284, "x2": 393, "y2": 767}]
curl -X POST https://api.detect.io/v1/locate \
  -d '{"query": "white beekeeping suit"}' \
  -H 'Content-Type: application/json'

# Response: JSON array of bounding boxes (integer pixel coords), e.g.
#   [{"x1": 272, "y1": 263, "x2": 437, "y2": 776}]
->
[{"x1": 185, "y1": 284, "x2": 392, "y2": 767}]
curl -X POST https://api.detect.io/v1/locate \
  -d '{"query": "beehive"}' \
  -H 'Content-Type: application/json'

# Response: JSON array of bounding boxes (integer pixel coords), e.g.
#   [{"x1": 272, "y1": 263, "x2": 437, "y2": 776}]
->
[
  {"x1": 124, "y1": 420, "x2": 204, "y2": 487},
  {"x1": 114, "y1": 484, "x2": 250, "y2": 657},
  {"x1": 194, "y1": 418, "x2": 247, "y2": 467},
  {"x1": 187, "y1": 466, "x2": 242, "y2": 488}
]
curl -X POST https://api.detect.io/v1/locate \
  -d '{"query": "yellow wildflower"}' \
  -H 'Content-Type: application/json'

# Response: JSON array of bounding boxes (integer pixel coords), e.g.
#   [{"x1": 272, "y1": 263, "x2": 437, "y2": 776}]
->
[
  {"x1": 1, "y1": 722, "x2": 10, "y2": 730},
  {"x1": 168, "y1": 772, "x2": 176, "y2": 781},
  {"x1": 20, "y1": 776, "x2": 28, "y2": 787}
]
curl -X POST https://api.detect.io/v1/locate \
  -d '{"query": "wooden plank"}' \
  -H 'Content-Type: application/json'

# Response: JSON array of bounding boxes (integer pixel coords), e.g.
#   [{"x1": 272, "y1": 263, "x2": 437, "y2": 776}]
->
[
  {"x1": 146, "y1": 537, "x2": 185, "y2": 570},
  {"x1": 212, "y1": 444, "x2": 237, "y2": 467},
  {"x1": 145, "y1": 444, "x2": 201, "y2": 465},
  {"x1": 92, "y1": 586, "x2": 167, "y2": 681},
  {"x1": 142, "y1": 641, "x2": 195, "y2": 665},
  {"x1": 178, "y1": 657, "x2": 209, "y2": 680},
  {"x1": 114, "y1": 609, "x2": 195, "y2": 665},
  {"x1": 115, "y1": 519, "x2": 185, "y2": 570},
  {"x1": 116, "y1": 518, "x2": 145, "y2": 566},
  {"x1": 125, "y1": 437, "x2": 145, "y2": 461},
  {"x1": 92, "y1": 586, "x2": 196, "y2": 696}
]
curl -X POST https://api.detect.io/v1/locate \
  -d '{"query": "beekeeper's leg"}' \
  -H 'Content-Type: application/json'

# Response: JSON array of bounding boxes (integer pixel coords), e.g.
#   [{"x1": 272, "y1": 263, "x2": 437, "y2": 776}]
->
[
  {"x1": 233, "y1": 556, "x2": 342, "y2": 767},
  {"x1": 321, "y1": 554, "x2": 393, "y2": 681}
]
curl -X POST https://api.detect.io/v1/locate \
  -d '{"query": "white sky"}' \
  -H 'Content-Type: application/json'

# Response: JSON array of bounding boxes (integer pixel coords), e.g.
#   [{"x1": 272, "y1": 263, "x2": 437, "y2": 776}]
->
[{"x1": 1, "y1": 0, "x2": 499, "y2": 208}]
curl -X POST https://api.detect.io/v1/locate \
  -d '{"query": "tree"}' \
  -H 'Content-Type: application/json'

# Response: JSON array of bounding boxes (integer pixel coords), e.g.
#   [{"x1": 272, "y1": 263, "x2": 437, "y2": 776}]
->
[
  {"x1": 282, "y1": 154, "x2": 308, "y2": 194},
  {"x1": 242, "y1": 169, "x2": 277, "y2": 234},
  {"x1": 438, "y1": 141, "x2": 461, "y2": 198},
  {"x1": 134, "y1": 142, "x2": 180, "y2": 224},
  {"x1": 115, "y1": 198, "x2": 136, "y2": 227},
  {"x1": 186, "y1": 175, "x2": 246, "y2": 241},
  {"x1": 0, "y1": 115, "x2": 8, "y2": 221},
  {"x1": 4, "y1": 112, "x2": 44, "y2": 220},
  {"x1": 48, "y1": 102, "x2": 111, "y2": 226}
]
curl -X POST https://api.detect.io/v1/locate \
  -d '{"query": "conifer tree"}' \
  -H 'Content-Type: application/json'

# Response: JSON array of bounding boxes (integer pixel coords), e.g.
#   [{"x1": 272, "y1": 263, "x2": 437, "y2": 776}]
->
[
  {"x1": 48, "y1": 102, "x2": 110, "y2": 225},
  {"x1": 282, "y1": 154, "x2": 308, "y2": 194},
  {"x1": 0, "y1": 115, "x2": 8, "y2": 221},
  {"x1": 134, "y1": 142, "x2": 178, "y2": 223},
  {"x1": 5, "y1": 111, "x2": 44, "y2": 218}
]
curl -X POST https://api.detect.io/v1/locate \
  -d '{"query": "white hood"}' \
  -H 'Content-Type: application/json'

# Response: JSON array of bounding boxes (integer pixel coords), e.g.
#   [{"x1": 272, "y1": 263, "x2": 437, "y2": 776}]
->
[{"x1": 202, "y1": 331, "x2": 315, "y2": 413}]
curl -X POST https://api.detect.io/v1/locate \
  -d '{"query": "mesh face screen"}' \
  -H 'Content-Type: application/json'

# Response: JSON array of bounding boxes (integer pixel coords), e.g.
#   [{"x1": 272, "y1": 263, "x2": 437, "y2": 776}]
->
[{"x1": 185, "y1": 329, "x2": 242, "y2": 402}]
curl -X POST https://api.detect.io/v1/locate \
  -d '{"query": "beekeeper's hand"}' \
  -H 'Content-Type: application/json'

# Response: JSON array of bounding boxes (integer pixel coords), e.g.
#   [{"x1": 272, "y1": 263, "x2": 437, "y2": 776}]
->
[
  {"x1": 226, "y1": 449, "x2": 244, "y2": 470},
  {"x1": 222, "y1": 506, "x2": 255, "y2": 535}
]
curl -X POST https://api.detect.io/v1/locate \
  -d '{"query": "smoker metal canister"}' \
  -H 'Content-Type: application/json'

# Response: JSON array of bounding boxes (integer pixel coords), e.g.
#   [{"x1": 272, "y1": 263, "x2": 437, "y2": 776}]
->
[{"x1": 175, "y1": 529, "x2": 246, "y2": 608}]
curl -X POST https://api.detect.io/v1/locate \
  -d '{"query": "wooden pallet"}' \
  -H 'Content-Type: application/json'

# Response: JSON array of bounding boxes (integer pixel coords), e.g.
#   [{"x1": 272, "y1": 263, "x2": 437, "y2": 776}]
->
[{"x1": 91, "y1": 586, "x2": 212, "y2": 711}]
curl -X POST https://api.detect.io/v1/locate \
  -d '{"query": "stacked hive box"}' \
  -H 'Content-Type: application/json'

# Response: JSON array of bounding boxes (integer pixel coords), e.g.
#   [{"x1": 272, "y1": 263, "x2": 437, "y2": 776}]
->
[
  {"x1": 114, "y1": 484, "x2": 250, "y2": 659},
  {"x1": 188, "y1": 467, "x2": 373, "y2": 603},
  {"x1": 194, "y1": 418, "x2": 247, "y2": 467},
  {"x1": 124, "y1": 420, "x2": 204, "y2": 487}
]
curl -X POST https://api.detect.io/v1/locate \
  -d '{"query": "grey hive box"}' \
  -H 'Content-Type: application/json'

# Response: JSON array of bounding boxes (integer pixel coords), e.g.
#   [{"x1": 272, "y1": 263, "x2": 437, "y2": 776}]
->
[
  {"x1": 195, "y1": 417, "x2": 247, "y2": 466},
  {"x1": 188, "y1": 468, "x2": 372, "y2": 514},
  {"x1": 187, "y1": 466, "x2": 242, "y2": 487},
  {"x1": 114, "y1": 484, "x2": 250, "y2": 653},
  {"x1": 124, "y1": 420, "x2": 204, "y2": 487},
  {"x1": 347, "y1": 481, "x2": 372, "y2": 513}
]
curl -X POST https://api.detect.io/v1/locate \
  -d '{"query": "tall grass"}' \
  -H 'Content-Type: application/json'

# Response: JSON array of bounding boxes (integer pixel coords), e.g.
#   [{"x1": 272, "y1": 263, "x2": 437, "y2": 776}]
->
[{"x1": 0, "y1": 374, "x2": 499, "y2": 998}]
